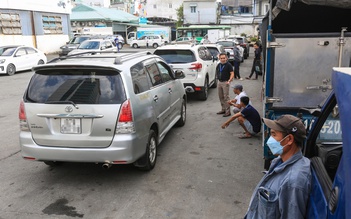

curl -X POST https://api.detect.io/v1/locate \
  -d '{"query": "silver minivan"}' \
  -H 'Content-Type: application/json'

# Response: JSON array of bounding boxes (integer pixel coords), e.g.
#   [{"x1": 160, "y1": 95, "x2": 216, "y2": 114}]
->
[{"x1": 19, "y1": 52, "x2": 186, "y2": 171}]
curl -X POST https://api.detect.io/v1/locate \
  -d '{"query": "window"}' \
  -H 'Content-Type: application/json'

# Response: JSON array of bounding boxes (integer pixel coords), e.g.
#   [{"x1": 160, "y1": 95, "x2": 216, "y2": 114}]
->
[
  {"x1": 169, "y1": 3, "x2": 172, "y2": 8},
  {"x1": 153, "y1": 4, "x2": 157, "y2": 9},
  {"x1": 190, "y1": 6, "x2": 197, "y2": 13},
  {"x1": 264, "y1": 4, "x2": 269, "y2": 14},
  {"x1": 15, "y1": 48, "x2": 27, "y2": 57},
  {"x1": 130, "y1": 62, "x2": 151, "y2": 94},
  {"x1": 154, "y1": 50, "x2": 196, "y2": 64},
  {"x1": 25, "y1": 47, "x2": 38, "y2": 54},
  {"x1": 42, "y1": 15, "x2": 63, "y2": 34},
  {"x1": 145, "y1": 63, "x2": 163, "y2": 86},
  {"x1": 0, "y1": 12, "x2": 22, "y2": 35},
  {"x1": 156, "y1": 62, "x2": 173, "y2": 83}
]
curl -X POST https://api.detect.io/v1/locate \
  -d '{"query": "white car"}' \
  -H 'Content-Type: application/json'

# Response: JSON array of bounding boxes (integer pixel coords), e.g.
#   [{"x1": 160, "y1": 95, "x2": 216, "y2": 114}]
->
[
  {"x1": 203, "y1": 44, "x2": 226, "y2": 65},
  {"x1": 130, "y1": 35, "x2": 164, "y2": 48},
  {"x1": 154, "y1": 44, "x2": 217, "y2": 100},
  {"x1": 0, "y1": 45, "x2": 47, "y2": 76},
  {"x1": 68, "y1": 39, "x2": 117, "y2": 55}
]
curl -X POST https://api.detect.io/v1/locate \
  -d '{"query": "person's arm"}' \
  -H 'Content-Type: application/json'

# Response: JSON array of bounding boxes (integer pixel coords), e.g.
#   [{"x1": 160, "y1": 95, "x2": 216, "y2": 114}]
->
[
  {"x1": 221, "y1": 112, "x2": 241, "y2": 129},
  {"x1": 228, "y1": 70, "x2": 234, "y2": 83},
  {"x1": 279, "y1": 186, "x2": 310, "y2": 219}
]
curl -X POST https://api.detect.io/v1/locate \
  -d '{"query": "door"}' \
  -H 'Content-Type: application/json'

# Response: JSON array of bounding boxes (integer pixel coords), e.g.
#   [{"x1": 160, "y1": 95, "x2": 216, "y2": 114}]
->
[
  {"x1": 144, "y1": 60, "x2": 171, "y2": 134},
  {"x1": 155, "y1": 58, "x2": 182, "y2": 125},
  {"x1": 13, "y1": 48, "x2": 28, "y2": 71}
]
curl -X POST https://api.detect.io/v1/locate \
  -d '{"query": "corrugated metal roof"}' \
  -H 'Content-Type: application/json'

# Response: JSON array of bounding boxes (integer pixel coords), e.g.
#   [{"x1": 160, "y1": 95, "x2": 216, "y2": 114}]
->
[{"x1": 71, "y1": 4, "x2": 139, "y2": 23}]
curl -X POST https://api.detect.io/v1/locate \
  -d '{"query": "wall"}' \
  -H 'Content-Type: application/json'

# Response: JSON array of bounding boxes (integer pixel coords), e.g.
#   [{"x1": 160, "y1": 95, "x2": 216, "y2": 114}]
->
[
  {"x1": 142, "y1": 0, "x2": 182, "y2": 21},
  {"x1": 0, "y1": 0, "x2": 71, "y2": 53},
  {"x1": 183, "y1": 1, "x2": 218, "y2": 25}
]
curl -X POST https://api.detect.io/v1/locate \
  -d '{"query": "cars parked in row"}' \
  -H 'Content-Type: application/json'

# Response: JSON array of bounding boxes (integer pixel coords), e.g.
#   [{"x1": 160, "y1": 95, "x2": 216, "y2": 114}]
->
[
  {"x1": 216, "y1": 40, "x2": 238, "y2": 65},
  {"x1": 0, "y1": 45, "x2": 47, "y2": 76},
  {"x1": 171, "y1": 37, "x2": 194, "y2": 44},
  {"x1": 67, "y1": 39, "x2": 117, "y2": 55},
  {"x1": 130, "y1": 35, "x2": 164, "y2": 48},
  {"x1": 59, "y1": 35, "x2": 99, "y2": 56},
  {"x1": 154, "y1": 44, "x2": 217, "y2": 100},
  {"x1": 226, "y1": 35, "x2": 250, "y2": 59},
  {"x1": 19, "y1": 51, "x2": 186, "y2": 171}
]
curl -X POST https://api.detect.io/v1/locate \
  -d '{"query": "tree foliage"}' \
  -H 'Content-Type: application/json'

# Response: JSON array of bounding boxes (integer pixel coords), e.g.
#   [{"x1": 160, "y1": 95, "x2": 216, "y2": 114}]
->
[{"x1": 176, "y1": 4, "x2": 184, "y2": 28}]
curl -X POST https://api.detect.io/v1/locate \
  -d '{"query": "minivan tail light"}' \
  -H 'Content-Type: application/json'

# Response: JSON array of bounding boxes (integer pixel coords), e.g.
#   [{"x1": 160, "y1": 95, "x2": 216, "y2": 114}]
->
[
  {"x1": 189, "y1": 63, "x2": 202, "y2": 71},
  {"x1": 116, "y1": 99, "x2": 135, "y2": 134},
  {"x1": 19, "y1": 100, "x2": 30, "y2": 131}
]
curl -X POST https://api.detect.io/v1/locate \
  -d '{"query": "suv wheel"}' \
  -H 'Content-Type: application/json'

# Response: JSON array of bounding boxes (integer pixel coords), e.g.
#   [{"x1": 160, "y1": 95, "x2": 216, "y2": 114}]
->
[
  {"x1": 136, "y1": 130, "x2": 157, "y2": 171},
  {"x1": 210, "y1": 75, "x2": 217, "y2": 88},
  {"x1": 175, "y1": 99, "x2": 186, "y2": 127},
  {"x1": 198, "y1": 78, "x2": 209, "y2": 101},
  {"x1": 153, "y1": 43, "x2": 158, "y2": 48},
  {"x1": 132, "y1": 43, "x2": 138, "y2": 48}
]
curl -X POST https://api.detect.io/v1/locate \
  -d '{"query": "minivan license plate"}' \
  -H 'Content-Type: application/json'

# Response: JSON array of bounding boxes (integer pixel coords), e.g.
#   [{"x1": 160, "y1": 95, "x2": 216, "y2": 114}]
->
[{"x1": 60, "y1": 118, "x2": 81, "y2": 134}]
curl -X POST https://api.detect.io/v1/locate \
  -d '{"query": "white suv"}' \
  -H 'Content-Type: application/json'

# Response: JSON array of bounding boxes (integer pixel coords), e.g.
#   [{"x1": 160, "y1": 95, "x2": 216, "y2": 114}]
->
[
  {"x1": 154, "y1": 44, "x2": 217, "y2": 100},
  {"x1": 130, "y1": 35, "x2": 164, "y2": 48}
]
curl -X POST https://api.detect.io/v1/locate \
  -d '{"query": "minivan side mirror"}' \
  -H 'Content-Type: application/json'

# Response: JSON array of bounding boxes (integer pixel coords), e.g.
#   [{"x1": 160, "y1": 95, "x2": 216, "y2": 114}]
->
[{"x1": 174, "y1": 70, "x2": 185, "y2": 79}]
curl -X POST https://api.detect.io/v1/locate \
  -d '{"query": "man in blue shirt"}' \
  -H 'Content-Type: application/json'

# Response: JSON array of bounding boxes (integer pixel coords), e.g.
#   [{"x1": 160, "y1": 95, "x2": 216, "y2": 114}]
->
[
  {"x1": 221, "y1": 96, "x2": 261, "y2": 138},
  {"x1": 244, "y1": 115, "x2": 311, "y2": 219}
]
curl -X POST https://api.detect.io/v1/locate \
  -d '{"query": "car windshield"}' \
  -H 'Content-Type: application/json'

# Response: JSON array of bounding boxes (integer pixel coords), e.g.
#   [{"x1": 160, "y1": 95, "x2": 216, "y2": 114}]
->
[
  {"x1": 217, "y1": 41, "x2": 234, "y2": 47},
  {"x1": 26, "y1": 69, "x2": 126, "y2": 104},
  {"x1": 71, "y1": 37, "x2": 90, "y2": 44},
  {"x1": 235, "y1": 38, "x2": 244, "y2": 43},
  {"x1": 0, "y1": 47, "x2": 17, "y2": 56},
  {"x1": 207, "y1": 47, "x2": 220, "y2": 57},
  {"x1": 78, "y1": 41, "x2": 100, "y2": 49},
  {"x1": 154, "y1": 50, "x2": 196, "y2": 64}
]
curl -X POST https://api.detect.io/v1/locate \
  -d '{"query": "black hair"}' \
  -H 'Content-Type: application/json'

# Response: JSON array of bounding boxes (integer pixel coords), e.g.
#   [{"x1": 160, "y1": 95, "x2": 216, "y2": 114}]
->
[
  {"x1": 240, "y1": 96, "x2": 249, "y2": 105},
  {"x1": 219, "y1": 52, "x2": 228, "y2": 57}
]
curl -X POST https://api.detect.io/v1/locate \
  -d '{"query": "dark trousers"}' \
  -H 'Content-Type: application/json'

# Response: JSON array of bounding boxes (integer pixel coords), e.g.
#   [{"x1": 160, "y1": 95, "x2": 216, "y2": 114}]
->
[
  {"x1": 249, "y1": 59, "x2": 259, "y2": 79},
  {"x1": 233, "y1": 61, "x2": 241, "y2": 79}
]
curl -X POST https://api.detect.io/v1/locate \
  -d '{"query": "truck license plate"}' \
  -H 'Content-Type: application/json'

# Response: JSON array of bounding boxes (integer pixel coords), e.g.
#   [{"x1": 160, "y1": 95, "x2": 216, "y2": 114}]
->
[{"x1": 60, "y1": 118, "x2": 81, "y2": 134}]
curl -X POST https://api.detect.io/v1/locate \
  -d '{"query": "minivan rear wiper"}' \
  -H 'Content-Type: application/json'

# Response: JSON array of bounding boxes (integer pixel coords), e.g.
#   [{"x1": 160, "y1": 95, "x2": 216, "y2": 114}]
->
[{"x1": 45, "y1": 100, "x2": 79, "y2": 109}]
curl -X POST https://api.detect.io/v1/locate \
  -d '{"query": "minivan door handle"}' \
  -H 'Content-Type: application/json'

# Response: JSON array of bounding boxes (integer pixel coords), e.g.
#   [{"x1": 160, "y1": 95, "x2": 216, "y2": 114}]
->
[
  {"x1": 168, "y1": 88, "x2": 172, "y2": 94},
  {"x1": 153, "y1": 95, "x2": 159, "y2": 102}
]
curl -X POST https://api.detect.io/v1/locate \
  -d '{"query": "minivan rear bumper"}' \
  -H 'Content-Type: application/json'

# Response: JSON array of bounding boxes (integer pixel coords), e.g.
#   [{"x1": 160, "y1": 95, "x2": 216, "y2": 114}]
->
[{"x1": 19, "y1": 131, "x2": 147, "y2": 164}]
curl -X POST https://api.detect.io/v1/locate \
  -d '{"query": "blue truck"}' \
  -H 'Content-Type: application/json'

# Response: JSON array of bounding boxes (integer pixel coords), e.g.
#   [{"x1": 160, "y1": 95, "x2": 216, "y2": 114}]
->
[{"x1": 260, "y1": 0, "x2": 351, "y2": 217}]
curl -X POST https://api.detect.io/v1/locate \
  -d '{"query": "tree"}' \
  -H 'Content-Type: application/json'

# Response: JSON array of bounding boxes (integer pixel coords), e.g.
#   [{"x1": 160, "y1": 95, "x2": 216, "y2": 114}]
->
[{"x1": 176, "y1": 4, "x2": 184, "y2": 28}]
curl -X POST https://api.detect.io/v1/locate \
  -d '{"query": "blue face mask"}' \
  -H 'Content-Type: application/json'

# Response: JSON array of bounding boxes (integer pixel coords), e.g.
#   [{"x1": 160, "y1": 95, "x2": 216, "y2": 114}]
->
[{"x1": 266, "y1": 135, "x2": 289, "y2": 155}]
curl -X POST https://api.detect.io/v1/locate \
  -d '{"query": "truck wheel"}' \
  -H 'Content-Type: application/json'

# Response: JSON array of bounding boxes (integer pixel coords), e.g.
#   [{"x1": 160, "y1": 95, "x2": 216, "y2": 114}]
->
[
  {"x1": 198, "y1": 78, "x2": 209, "y2": 101},
  {"x1": 118, "y1": 43, "x2": 123, "y2": 50},
  {"x1": 153, "y1": 43, "x2": 158, "y2": 48},
  {"x1": 132, "y1": 43, "x2": 138, "y2": 48}
]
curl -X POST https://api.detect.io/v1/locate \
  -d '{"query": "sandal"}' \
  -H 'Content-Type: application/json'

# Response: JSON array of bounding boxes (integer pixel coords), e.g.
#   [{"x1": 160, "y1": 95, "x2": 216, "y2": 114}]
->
[{"x1": 238, "y1": 134, "x2": 252, "y2": 139}]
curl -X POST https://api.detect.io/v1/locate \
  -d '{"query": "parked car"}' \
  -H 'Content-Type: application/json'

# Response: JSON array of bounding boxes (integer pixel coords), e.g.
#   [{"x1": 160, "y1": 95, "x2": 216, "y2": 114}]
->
[
  {"x1": 171, "y1": 37, "x2": 194, "y2": 44},
  {"x1": 226, "y1": 35, "x2": 250, "y2": 59},
  {"x1": 154, "y1": 44, "x2": 217, "y2": 100},
  {"x1": 130, "y1": 35, "x2": 164, "y2": 48},
  {"x1": 19, "y1": 51, "x2": 187, "y2": 171},
  {"x1": 216, "y1": 40, "x2": 236, "y2": 65},
  {"x1": 68, "y1": 39, "x2": 117, "y2": 55},
  {"x1": 59, "y1": 35, "x2": 101, "y2": 56},
  {"x1": 0, "y1": 45, "x2": 47, "y2": 76},
  {"x1": 203, "y1": 43, "x2": 225, "y2": 65}
]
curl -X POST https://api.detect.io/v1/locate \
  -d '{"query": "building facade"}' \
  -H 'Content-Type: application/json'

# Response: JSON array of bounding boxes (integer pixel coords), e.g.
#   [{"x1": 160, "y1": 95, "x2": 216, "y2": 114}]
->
[
  {"x1": 0, "y1": 0, "x2": 72, "y2": 53},
  {"x1": 183, "y1": 0, "x2": 219, "y2": 25}
]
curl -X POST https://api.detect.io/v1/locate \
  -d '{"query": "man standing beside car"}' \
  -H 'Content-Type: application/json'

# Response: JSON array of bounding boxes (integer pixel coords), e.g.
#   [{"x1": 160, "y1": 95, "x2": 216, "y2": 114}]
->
[
  {"x1": 233, "y1": 41, "x2": 243, "y2": 80},
  {"x1": 244, "y1": 115, "x2": 311, "y2": 219},
  {"x1": 216, "y1": 53, "x2": 234, "y2": 117}
]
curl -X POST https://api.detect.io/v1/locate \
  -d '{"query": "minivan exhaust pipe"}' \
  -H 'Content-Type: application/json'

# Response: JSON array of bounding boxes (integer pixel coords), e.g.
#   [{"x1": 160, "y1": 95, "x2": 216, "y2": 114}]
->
[{"x1": 102, "y1": 162, "x2": 112, "y2": 169}]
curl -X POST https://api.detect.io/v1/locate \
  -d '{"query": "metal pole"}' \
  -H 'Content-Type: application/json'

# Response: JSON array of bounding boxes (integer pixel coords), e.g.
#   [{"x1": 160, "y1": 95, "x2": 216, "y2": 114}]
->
[{"x1": 338, "y1": 27, "x2": 347, "y2": 67}]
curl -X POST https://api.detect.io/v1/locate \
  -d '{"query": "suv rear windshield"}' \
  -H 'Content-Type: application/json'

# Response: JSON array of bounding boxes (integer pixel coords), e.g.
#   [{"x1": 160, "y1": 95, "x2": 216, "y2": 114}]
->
[
  {"x1": 154, "y1": 50, "x2": 196, "y2": 64},
  {"x1": 25, "y1": 69, "x2": 126, "y2": 104},
  {"x1": 217, "y1": 41, "x2": 235, "y2": 47}
]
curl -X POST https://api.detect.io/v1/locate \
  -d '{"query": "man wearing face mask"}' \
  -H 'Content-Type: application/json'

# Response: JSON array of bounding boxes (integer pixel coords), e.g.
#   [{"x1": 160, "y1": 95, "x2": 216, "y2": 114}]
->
[{"x1": 244, "y1": 115, "x2": 311, "y2": 219}]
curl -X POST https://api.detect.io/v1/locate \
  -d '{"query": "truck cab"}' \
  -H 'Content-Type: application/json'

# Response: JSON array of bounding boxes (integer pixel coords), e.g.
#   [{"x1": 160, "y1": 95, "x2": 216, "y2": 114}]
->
[
  {"x1": 304, "y1": 67, "x2": 351, "y2": 218},
  {"x1": 261, "y1": 0, "x2": 351, "y2": 169}
]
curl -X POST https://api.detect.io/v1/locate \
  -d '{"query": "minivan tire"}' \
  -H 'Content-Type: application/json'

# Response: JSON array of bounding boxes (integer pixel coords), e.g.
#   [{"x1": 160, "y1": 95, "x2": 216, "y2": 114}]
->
[
  {"x1": 136, "y1": 130, "x2": 157, "y2": 171},
  {"x1": 175, "y1": 99, "x2": 186, "y2": 127},
  {"x1": 153, "y1": 43, "x2": 158, "y2": 48}
]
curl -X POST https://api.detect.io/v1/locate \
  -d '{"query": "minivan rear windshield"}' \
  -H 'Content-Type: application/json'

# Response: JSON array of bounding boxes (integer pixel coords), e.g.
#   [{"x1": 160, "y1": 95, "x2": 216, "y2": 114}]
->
[
  {"x1": 25, "y1": 69, "x2": 126, "y2": 104},
  {"x1": 154, "y1": 50, "x2": 196, "y2": 64}
]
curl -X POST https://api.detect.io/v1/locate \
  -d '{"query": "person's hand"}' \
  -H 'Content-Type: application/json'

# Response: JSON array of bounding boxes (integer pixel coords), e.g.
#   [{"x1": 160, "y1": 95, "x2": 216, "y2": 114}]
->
[
  {"x1": 227, "y1": 100, "x2": 233, "y2": 105},
  {"x1": 221, "y1": 122, "x2": 229, "y2": 129}
]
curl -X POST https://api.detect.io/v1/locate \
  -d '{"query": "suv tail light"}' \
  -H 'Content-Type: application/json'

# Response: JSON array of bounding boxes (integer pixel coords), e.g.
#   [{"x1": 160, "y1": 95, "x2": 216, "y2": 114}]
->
[
  {"x1": 19, "y1": 100, "x2": 30, "y2": 131},
  {"x1": 116, "y1": 99, "x2": 135, "y2": 134},
  {"x1": 240, "y1": 43, "x2": 247, "y2": 47},
  {"x1": 189, "y1": 63, "x2": 202, "y2": 72}
]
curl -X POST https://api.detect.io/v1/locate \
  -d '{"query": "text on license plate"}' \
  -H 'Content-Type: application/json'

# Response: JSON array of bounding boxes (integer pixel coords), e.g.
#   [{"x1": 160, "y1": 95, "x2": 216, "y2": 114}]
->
[{"x1": 60, "y1": 118, "x2": 81, "y2": 134}]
